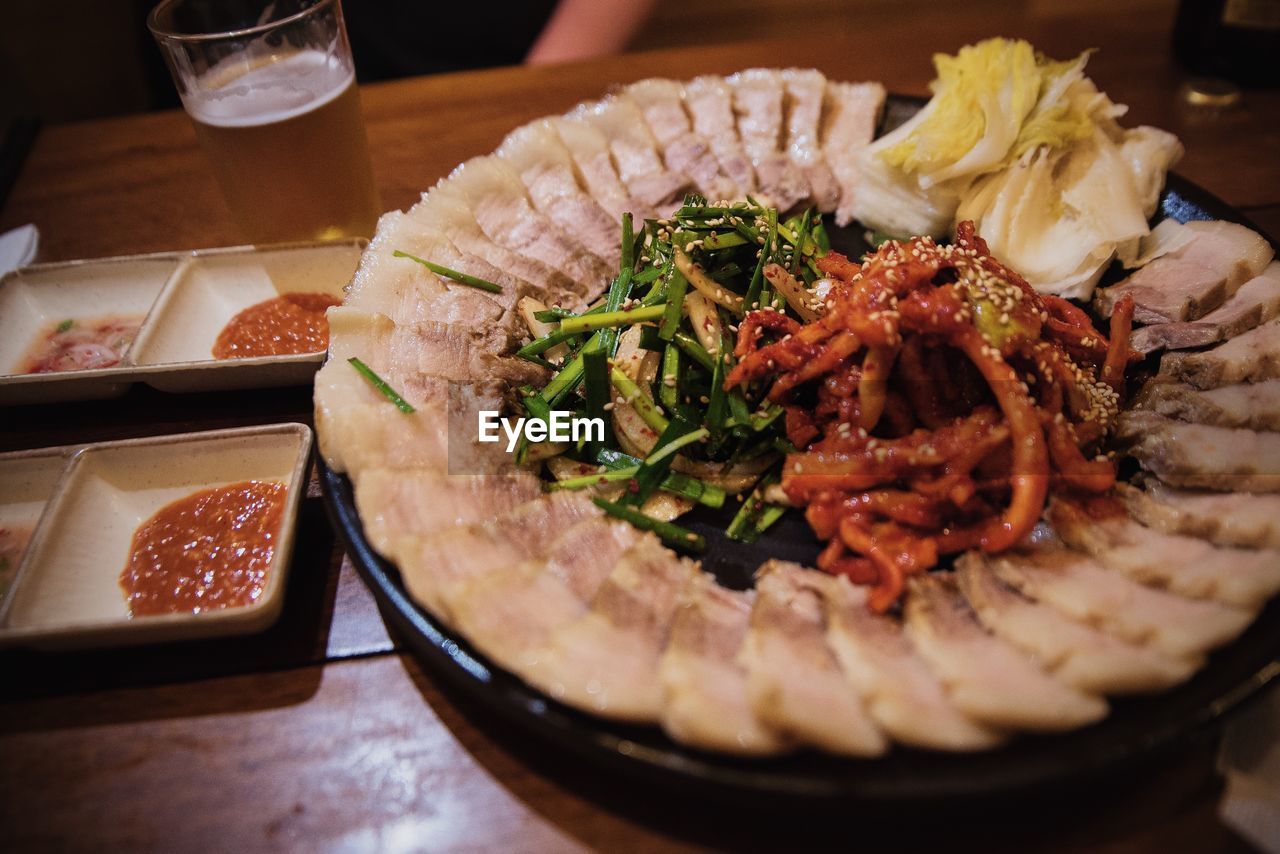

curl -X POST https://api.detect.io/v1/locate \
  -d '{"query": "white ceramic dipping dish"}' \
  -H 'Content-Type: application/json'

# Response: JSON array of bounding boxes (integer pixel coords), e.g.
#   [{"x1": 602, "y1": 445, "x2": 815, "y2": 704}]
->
[
  {"x1": 0, "y1": 239, "x2": 365, "y2": 405},
  {"x1": 0, "y1": 423, "x2": 312, "y2": 649},
  {"x1": 0, "y1": 253, "x2": 180, "y2": 403},
  {"x1": 0, "y1": 446, "x2": 77, "y2": 606}
]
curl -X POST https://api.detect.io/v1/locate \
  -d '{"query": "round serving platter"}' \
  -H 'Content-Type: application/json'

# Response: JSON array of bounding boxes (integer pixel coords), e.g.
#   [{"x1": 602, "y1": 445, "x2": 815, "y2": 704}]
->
[{"x1": 318, "y1": 113, "x2": 1280, "y2": 803}]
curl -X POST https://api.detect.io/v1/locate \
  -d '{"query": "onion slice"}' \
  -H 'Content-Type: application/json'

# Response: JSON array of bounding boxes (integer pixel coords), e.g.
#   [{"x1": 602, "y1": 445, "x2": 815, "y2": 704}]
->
[
  {"x1": 675, "y1": 246, "x2": 744, "y2": 313},
  {"x1": 763, "y1": 263, "x2": 820, "y2": 322}
]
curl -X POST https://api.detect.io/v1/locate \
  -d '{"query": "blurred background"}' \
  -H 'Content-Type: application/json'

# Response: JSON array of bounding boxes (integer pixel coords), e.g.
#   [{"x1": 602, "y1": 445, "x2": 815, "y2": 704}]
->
[{"x1": 0, "y1": 0, "x2": 1176, "y2": 125}]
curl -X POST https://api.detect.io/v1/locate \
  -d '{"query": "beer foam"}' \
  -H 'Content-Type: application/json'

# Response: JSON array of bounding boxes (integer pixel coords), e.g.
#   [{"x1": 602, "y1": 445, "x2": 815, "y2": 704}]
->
[{"x1": 184, "y1": 50, "x2": 353, "y2": 128}]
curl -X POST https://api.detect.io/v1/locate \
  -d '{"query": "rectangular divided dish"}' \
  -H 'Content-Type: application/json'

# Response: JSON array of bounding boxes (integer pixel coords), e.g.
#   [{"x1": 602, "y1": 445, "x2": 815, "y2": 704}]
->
[
  {"x1": 0, "y1": 240, "x2": 366, "y2": 404},
  {"x1": 0, "y1": 423, "x2": 313, "y2": 649}
]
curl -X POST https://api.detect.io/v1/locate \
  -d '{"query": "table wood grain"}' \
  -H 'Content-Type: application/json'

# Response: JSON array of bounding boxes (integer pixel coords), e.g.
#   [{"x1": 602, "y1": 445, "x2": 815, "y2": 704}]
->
[{"x1": 1, "y1": 4, "x2": 1274, "y2": 851}]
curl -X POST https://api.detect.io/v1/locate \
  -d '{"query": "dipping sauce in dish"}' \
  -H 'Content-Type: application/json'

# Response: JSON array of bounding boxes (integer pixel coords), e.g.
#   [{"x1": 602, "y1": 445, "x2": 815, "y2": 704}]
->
[
  {"x1": 20, "y1": 315, "x2": 143, "y2": 373},
  {"x1": 212, "y1": 292, "x2": 340, "y2": 359},
  {"x1": 120, "y1": 480, "x2": 287, "y2": 617}
]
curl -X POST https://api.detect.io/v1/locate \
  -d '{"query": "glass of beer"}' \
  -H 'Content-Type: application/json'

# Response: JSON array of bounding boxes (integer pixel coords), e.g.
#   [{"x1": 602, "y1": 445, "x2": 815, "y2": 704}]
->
[{"x1": 148, "y1": 0, "x2": 381, "y2": 243}]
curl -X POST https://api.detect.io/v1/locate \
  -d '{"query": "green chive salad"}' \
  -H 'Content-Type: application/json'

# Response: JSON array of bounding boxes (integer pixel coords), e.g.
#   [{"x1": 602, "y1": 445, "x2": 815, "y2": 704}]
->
[{"x1": 510, "y1": 195, "x2": 833, "y2": 554}]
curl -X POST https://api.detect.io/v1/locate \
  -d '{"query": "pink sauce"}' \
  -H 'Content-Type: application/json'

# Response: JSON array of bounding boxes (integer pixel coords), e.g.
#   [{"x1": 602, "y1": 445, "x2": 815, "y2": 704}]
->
[{"x1": 20, "y1": 315, "x2": 143, "y2": 373}]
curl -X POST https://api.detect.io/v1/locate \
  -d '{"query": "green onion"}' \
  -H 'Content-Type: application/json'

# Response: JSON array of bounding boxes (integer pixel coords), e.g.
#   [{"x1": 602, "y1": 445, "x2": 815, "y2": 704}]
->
[
  {"x1": 522, "y1": 388, "x2": 552, "y2": 422},
  {"x1": 516, "y1": 329, "x2": 581, "y2": 360},
  {"x1": 592, "y1": 497, "x2": 706, "y2": 555},
  {"x1": 671, "y1": 330, "x2": 715, "y2": 372},
  {"x1": 609, "y1": 367, "x2": 668, "y2": 433},
  {"x1": 657, "y1": 263, "x2": 687, "y2": 340},
  {"x1": 743, "y1": 208, "x2": 777, "y2": 311},
  {"x1": 749, "y1": 404, "x2": 785, "y2": 432},
  {"x1": 539, "y1": 329, "x2": 604, "y2": 406},
  {"x1": 727, "y1": 389, "x2": 752, "y2": 428},
  {"x1": 55, "y1": 319, "x2": 74, "y2": 333},
  {"x1": 596, "y1": 213, "x2": 636, "y2": 356},
  {"x1": 595, "y1": 448, "x2": 725, "y2": 508},
  {"x1": 659, "y1": 345, "x2": 680, "y2": 412},
  {"x1": 581, "y1": 348, "x2": 610, "y2": 457},
  {"x1": 726, "y1": 473, "x2": 787, "y2": 544},
  {"x1": 633, "y1": 265, "x2": 664, "y2": 285},
  {"x1": 560, "y1": 303, "x2": 665, "y2": 334},
  {"x1": 348, "y1": 357, "x2": 415, "y2": 413},
  {"x1": 393, "y1": 250, "x2": 502, "y2": 294},
  {"x1": 646, "y1": 426, "x2": 708, "y2": 466},
  {"x1": 624, "y1": 417, "x2": 699, "y2": 506},
  {"x1": 533, "y1": 307, "x2": 577, "y2": 323},
  {"x1": 790, "y1": 208, "x2": 812, "y2": 275},
  {"x1": 547, "y1": 467, "x2": 638, "y2": 491},
  {"x1": 675, "y1": 229, "x2": 748, "y2": 252},
  {"x1": 705, "y1": 349, "x2": 728, "y2": 435}
]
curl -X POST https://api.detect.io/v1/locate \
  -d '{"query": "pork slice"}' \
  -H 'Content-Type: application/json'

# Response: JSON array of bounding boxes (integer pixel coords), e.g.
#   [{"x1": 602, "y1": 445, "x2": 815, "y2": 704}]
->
[
  {"x1": 1049, "y1": 498, "x2": 1280, "y2": 610},
  {"x1": 346, "y1": 208, "x2": 522, "y2": 328},
  {"x1": 989, "y1": 546, "x2": 1251, "y2": 660},
  {"x1": 904, "y1": 574, "x2": 1107, "y2": 731},
  {"x1": 354, "y1": 468, "x2": 542, "y2": 559},
  {"x1": 1131, "y1": 262, "x2": 1280, "y2": 353},
  {"x1": 780, "y1": 68, "x2": 840, "y2": 212},
  {"x1": 541, "y1": 516, "x2": 643, "y2": 602},
  {"x1": 325, "y1": 306, "x2": 541, "y2": 386},
  {"x1": 321, "y1": 309, "x2": 453, "y2": 408},
  {"x1": 1140, "y1": 378, "x2": 1280, "y2": 430},
  {"x1": 819, "y1": 80, "x2": 885, "y2": 226},
  {"x1": 1117, "y1": 410, "x2": 1280, "y2": 492},
  {"x1": 741, "y1": 561, "x2": 887, "y2": 756},
  {"x1": 1161, "y1": 318, "x2": 1280, "y2": 389},
  {"x1": 521, "y1": 535, "x2": 698, "y2": 722},
  {"x1": 345, "y1": 211, "x2": 500, "y2": 323},
  {"x1": 318, "y1": 401, "x2": 448, "y2": 478},
  {"x1": 497, "y1": 120, "x2": 623, "y2": 266},
  {"x1": 448, "y1": 515, "x2": 626, "y2": 676},
  {"x1": 684, "y1": 75, "x2": 757, "y2": 197},
  {"x1": 658, "y1": 575, "x2": 789, "y2": 755},
  {"x1": 574, "y1": 96, "x2": 691, "y2": 214},
  {"x1": 626, "y1": 78, "x2": 740, "y2": 203},
  {"x1": 957, "y1": 553, "x2": 1198, "y2": 694},
  {"x1": 824, "y1": 574, "x2": 1004, "y2": 751},
  {"x1": 727, "y1": 69, "x2": 810, "y2": 211},
  {"x1": 1094, "y1": 220, "x2": 1273, "y2": 322},
  {"x1": 438, "y1": 157, "x2": 614, "y2": 297},
  {"x1": 450, "y1": 560, "x2": 587, "y2": 678},
  {"x1": 548, "y1": 114, "x2": 658, "y2": 223},
  {"x1": 450, "y1": 517, "x2": 634, "y2": 670},
  {"x1": 1117, "y1": 480, "x2": 1280, "y2": 549},
  {"x1": 317, "y1": 347, "x2": 520, "y2": 479},
  {"x1": 396, "y1": 491, "x2": 599, "y2": 621},
  {"x1": 407, "y1": 191, "x2": 586, "y2": 310}
]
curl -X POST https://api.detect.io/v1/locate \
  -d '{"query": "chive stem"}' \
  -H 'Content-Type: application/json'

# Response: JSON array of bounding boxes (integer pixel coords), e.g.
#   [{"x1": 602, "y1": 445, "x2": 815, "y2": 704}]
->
[
  {"x1": 393, "y1": 250, "x2": 502, "y2": 294},
  {"x1": 560, "y1": 303, "x2": 666, "y2": 334},
  {"x1": 591, "y1": 497, "x2": 706, "y2": 555},
  {"x1": 609, "y1": 367, "x2": 669, "y2": 433},
  {"x1": 348, "y1": 357, "x2": 415, "y2": 413}
]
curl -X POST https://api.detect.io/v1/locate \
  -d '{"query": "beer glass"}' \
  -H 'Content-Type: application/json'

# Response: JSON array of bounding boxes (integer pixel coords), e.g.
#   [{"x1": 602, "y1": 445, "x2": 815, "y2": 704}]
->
[{"x1": 149, "y1": 0, "x2": 381, "y2": 243}]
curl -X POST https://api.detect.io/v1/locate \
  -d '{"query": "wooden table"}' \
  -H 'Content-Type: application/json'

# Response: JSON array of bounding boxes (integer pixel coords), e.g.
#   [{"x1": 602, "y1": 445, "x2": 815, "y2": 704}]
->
[{"x1": 2, "y1": 6, "x2": 1276, "y2": 851}]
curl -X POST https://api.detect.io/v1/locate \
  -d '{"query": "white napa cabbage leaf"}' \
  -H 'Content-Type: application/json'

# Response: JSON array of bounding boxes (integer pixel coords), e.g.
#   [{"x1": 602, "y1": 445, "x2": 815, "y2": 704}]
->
[
  {"x1": 957, "y1": 119, "x2": 1158, "y2": 300},
  {"x1": 850, "y1": 38, "x2": 1182, "y2": 296}
]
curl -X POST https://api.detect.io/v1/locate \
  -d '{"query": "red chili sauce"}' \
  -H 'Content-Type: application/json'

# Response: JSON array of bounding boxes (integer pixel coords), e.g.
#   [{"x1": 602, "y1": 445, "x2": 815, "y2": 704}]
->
[
  {"x1": 212, "y1": 292, "x2": 340, "y2": 359},
  {"x1": 20, "y1": 315, "x2": 143, "y2": 373},
  {"x1": 119, "y1": 480, "x2": 287, "y2": 617}
]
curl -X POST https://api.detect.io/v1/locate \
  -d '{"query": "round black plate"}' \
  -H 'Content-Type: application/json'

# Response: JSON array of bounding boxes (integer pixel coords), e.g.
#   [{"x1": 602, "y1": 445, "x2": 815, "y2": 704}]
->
[{"x1": 318, "y1": 109, "x2": 1280, "y2": 804}]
